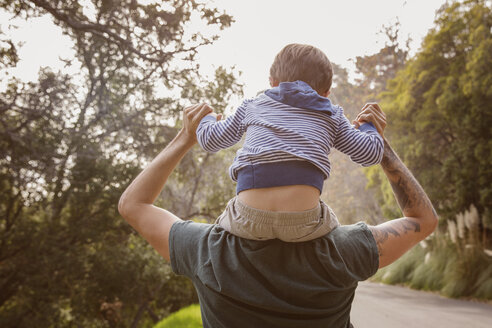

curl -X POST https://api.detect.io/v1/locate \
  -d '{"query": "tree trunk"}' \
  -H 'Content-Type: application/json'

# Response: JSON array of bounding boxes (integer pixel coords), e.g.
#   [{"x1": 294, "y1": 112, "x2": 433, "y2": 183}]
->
[{"x1": 130, "y1": 302, "x2": 147, "y2": 328}]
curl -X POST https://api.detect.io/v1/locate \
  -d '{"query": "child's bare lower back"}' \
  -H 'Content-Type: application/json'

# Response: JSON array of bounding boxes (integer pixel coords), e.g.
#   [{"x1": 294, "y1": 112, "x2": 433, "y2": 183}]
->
[{"x1": 237, "y1": 185, "x2": 320, "y2": 212}]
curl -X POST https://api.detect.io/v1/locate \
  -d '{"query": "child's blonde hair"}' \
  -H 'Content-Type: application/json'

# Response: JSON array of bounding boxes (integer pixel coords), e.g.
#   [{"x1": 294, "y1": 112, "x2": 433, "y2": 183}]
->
[{"x1": 269, "y1": 44, "x2": 333, "y2": 95}]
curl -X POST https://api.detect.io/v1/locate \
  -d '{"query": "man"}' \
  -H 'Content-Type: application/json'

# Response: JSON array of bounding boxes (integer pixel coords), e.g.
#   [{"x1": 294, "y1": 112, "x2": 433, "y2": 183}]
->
[{"x1": 118, "y1": 103, "x2": 438, "y2": 328}]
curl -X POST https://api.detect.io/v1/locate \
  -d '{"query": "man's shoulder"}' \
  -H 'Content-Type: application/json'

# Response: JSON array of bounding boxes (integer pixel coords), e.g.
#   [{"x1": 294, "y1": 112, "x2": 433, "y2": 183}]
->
[
  {"x1": 170, "y1": 219, "x2": 378, "y2": 284},
  {"x1": 171, "y1": 219, "x2": 213, "y2": 231},
  {"x1": 328, "y1": 222, "x2": 372, "y2": 240},
  {"x1": 170, "y1": 220, "x2": 377, "y2": 259},
  {"x1": 323, "y1": 222, "x2": 379, "y2": 279},
  {"x1": 170, "y1": 220, "x2": 376, "y2": 250},
  {"x1": 170, "y1": 220, "x2": 215, "y2": 245},
  {"x1": 169, "y1": 220, "x2": 216, "y2": 276},
  {"x1": 325, "y1": 222, "x2": 377, "y2": 251}
]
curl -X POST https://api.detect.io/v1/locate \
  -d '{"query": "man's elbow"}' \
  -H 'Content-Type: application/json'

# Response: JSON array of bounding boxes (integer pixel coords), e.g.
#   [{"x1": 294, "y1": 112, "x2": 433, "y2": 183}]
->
[
  {"x1": 118, "y1": 193, "x2": 134, "y2": 222},
  {"x1": 422, "y1": 210, "x2": 439, "y2": 236},
  {"x1": 429, "y1": 212, "x2": 439, "y2": 233}
]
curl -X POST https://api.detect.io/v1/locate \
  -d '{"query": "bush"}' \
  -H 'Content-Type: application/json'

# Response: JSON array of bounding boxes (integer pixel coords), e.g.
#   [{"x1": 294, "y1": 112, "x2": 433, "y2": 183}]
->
[
  {"x1": 371, "y1": 228, "x2": 492, "y2": 300},
  {"x1": 154, "y1": 304, "x2": 202, "y2": 328}
]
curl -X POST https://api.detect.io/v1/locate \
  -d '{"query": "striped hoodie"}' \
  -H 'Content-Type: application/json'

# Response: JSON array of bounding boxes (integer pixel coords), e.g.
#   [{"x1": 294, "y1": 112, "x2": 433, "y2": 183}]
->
[{"x1": 196, "y1": 80, "x2": 383, "y2": 194}]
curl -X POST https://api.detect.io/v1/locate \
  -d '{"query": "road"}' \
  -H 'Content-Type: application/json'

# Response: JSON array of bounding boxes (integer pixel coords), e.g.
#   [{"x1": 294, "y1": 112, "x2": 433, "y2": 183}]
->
[{"x1": 351, "y1": 282, "x2": 492, "y2": 328}]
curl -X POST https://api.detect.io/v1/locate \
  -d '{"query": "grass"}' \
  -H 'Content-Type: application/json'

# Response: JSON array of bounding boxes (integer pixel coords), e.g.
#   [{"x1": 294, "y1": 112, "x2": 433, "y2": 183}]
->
[{"x1": 153, "y1": 304, "x2": 202, "y2": 328}]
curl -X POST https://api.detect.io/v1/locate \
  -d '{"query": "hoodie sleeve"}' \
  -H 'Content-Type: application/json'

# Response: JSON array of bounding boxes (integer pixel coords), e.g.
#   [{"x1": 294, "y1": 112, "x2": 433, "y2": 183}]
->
[
  {"x1": 196, "y1": 100, "x2": 249, "y2": 153},
  {"x1": 333, "y1": 108, "x2": 384, "y2": 166}
]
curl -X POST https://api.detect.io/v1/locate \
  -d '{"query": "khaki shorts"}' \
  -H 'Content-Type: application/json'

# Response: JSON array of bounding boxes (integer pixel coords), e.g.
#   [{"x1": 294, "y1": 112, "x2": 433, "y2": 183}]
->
[{"x1": 215, "y1": 196, "x2": 340, "y2": 242}]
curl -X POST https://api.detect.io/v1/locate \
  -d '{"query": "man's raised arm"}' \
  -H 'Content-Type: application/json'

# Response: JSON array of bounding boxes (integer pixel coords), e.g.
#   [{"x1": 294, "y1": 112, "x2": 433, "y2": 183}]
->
[
  {"x1": 369, "y1": 139, "x2": 439, "y2": 268},
  {"x1": 118, "y1": 104, "x2": 213, "y2": 261}
]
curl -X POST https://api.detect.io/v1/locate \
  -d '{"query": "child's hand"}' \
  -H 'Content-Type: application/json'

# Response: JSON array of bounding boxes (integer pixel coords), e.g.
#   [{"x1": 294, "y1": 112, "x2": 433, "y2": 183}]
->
[
  {"x1": 352, "y1": 103, "x2": 386, "y2": 137},
  {"x1": 207, "y1": 112, "x2": 223, "y2": 121}
]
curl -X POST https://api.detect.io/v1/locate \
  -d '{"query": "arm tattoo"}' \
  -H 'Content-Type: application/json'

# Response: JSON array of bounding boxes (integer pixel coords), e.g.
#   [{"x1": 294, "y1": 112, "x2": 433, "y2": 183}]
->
[
  {"x1": 380, "y1": 140, "x2": 432, "y2": 216},
  {"x1": 370, "y1": 226, "x2": 399, "y2": 256},
  {"x1": 371, "y1": 220, "x2": 421, "y2": 256},
  {"x1": 389, "y1": 177, "x2": 410, "y2": 210},
  {"x1": 370, "y1": 140, "x2": 432, "y2": 259}
]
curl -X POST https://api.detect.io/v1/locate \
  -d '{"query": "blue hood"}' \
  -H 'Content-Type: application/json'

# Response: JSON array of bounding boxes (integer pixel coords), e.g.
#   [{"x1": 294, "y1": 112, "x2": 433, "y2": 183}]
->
[{"x1": 265, "y1": 80, "x2": 336, "y2": 115}]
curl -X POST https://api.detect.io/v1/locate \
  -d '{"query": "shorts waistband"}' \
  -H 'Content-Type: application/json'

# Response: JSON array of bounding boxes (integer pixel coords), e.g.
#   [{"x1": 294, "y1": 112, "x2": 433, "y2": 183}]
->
[
  {"x1": 235, "y1": 161, "x2": 325, "y2": 194},
  {"x1": 234, "y1": 197, "x2": 322, "y2": 226}
]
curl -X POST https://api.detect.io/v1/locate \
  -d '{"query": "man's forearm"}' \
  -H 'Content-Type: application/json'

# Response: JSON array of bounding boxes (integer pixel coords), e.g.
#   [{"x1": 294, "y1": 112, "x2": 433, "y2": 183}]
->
[
  {"x1": 119, "y1": 130, "x2": 194, "y2": 210},
  {"x1": 368, "y1": 140, "x2": 438, "y2": 267},
  {"x1": 117, "y1": 104, "x2": 213, "y2": 261},
  {"x1": 380, "y1": 139, "x2": 437, "y2": 222}
]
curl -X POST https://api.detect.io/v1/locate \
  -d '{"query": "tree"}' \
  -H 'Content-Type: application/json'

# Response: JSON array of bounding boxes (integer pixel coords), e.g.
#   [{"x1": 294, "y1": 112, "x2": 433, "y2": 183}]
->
[
  {"x1": 0, "y1": 0, "x2": 241, "y2": 326},
  {"x1": 370, "y1": 0, "x2": 492, "y2": 221},
  {"x1": 353, "y1": 20, "x2": 410, "y2": 101},
  {"x1": 322, "y1": 64, "x2": 383, "y2": 224},
  {"x1": 325, "y1": 23, "x2": 411, "y2": 224}
]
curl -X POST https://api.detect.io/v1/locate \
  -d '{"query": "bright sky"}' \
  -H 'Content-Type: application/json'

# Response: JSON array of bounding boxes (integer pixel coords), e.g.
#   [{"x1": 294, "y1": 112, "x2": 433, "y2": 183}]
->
[
  {"x1": 1, "y1": 0, "x2": 446, "y2": 98},
  {"x1": 197, "y1": 0, "x2": 446, "y2": 97}
]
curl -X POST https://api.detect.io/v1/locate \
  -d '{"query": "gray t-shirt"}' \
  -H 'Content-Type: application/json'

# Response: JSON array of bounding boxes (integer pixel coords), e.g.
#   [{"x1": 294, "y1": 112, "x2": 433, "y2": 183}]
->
[{"x1": 170, "y1": 220, "x2": 379, "y2": 328}]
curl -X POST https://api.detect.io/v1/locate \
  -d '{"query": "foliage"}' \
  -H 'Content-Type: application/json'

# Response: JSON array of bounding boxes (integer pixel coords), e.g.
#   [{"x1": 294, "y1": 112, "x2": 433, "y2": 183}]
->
[
  {"x1": 324, "y1": 24, "x2": 409, "y2": 224},
  {"x1": 153, "y1": 304, "x2": 202, "y2": 328},
  {"x1": 353, "y1": 20, "x2": 410, "y2": 100},
  {"x1": 0, "y1": 0, "x2": 241, "y2": 326},
  {"x1": 367, "y1": 0, "x2": 492, "y2": 220},
  {"x1": 372, "y1": 206, "x2": 492, "y2": 300}
]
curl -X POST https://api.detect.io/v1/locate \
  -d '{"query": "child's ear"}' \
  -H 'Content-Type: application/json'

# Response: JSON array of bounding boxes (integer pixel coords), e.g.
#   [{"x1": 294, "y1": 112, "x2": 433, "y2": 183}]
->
[
  {"x1": 322, "y1": 89, "x2": 331, "y2": 97},
  {"x1": 269, "y1": 77, "x2": 279, "y2": 87}
]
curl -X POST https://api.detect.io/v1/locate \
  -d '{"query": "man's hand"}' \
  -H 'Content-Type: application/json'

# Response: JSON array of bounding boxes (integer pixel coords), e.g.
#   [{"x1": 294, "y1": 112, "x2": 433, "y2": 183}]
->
[
  {"x1": 352, "y1": 103, "x2": 386, "y2": 137},
  {"x1": 181, "y1": 103, "x2": 214, "y2": 143}
]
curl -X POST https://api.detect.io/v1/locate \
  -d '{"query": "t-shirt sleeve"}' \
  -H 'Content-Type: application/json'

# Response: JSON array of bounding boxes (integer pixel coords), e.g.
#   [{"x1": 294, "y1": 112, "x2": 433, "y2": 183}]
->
[
  {"x1": 169, "y1": 220, "x2": 214, "y2": 277},
  {"x1": 332, "y1": 222, "x2": 380, "y2": 281}
]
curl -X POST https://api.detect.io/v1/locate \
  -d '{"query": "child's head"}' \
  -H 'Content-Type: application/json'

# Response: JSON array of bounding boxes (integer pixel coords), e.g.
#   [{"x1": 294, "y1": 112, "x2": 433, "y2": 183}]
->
[{"x1": 269, "y1": 44, "x2": 333, "y2": 97}]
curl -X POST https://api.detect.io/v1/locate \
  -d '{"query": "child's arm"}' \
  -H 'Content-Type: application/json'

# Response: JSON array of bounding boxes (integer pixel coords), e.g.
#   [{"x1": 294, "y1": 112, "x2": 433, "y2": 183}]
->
[
  {"x1": 196, "y1": 100, "x2": 248, "y2": 153},
  {"x1": 333, "y1": 105, "x2": 384, "y2": 166}
]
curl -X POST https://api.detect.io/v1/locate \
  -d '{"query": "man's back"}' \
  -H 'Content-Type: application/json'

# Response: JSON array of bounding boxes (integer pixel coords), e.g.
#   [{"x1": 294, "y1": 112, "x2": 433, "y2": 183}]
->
[
  {"x1": 170, "y1": 220, "x2": 379, "y2": 328},
  {"x1": 118, "y1": 102, "x2": 438, "y2": 328}
]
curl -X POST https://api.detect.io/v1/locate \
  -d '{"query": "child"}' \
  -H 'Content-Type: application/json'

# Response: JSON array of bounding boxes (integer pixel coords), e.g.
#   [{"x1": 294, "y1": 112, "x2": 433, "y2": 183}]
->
[{"x1": 196, "y1": 43, "x2": 384, "y2": 242}]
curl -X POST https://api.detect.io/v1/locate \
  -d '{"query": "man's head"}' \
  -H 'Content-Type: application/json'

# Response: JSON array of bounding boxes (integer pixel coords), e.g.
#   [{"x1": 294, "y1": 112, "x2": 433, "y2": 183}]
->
[{"x1": 269, "y1": 44, "x2": 333, "y2": 97}]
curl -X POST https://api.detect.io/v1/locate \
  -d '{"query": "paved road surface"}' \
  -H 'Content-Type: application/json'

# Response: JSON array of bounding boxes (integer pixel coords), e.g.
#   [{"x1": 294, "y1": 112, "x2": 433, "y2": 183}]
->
[{"x1": 351, "y1": 282, "x2": 492, "y2": 328}]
